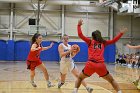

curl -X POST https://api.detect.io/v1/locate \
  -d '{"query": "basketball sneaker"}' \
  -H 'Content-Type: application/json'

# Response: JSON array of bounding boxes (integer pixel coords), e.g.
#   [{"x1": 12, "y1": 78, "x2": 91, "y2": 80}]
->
[
  {"x1": 30, "y1": 81, "x2": 37, "y2": 87},
  {"x1": 47, "y1": 81, "x2": 55, "y2": 88},
  {"x1": 133, "y1": 80, "x2": 139, "y2": 86},
  {"x1": 86, "y1": 87, "x2": 93, "y2": 93},
  {"x1": 58, "y1": 82, "x2": 64, "y2": 88}
]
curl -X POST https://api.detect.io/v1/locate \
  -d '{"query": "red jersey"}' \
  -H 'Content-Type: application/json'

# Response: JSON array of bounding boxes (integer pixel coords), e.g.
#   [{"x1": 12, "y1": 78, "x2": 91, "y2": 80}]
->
[
  {"x1": 77, "y1": 25, "x2": 123, "y2": 63},
  {"x1": 27, "y1": 43, "x2": 42, "y2": 61}
]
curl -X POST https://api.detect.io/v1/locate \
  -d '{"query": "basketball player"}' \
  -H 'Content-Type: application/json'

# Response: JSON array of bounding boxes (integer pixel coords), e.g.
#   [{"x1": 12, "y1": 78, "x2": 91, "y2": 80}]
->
[
  {"x1": 26, "y1": 33, "x2": 54, "y2": 88},
  {"x1": 127, "y1": 44, "x2": 140, "y2": 89},
  {"x1": 58, "y1": 34, "x2": 93, "y2": 93},
  {"x1": 72, "y1": 19, "x2": 128, "y2": 93}
]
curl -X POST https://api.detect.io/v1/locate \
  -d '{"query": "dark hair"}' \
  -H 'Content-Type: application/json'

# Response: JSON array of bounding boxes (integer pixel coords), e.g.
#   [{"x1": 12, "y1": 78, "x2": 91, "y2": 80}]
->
[
  {"x1": 92, "y1": 30, "x2": 106, "y2": 43},
  {"x1": 31, "y1": 33, "x2": 41, "y2": 45}
]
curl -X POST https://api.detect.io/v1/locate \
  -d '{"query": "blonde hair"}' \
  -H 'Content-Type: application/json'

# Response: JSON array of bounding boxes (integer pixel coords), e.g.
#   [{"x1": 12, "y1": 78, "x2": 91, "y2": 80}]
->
[{"x1": 62, "y1": 34, "x2": 69, "y2": 39}]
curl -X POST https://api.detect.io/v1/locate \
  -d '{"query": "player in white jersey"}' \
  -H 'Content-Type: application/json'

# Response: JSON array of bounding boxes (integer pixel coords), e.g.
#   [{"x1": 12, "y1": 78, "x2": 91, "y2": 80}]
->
[{"x1": 58, "y1": 34, "x2": 93, "y2": 93}]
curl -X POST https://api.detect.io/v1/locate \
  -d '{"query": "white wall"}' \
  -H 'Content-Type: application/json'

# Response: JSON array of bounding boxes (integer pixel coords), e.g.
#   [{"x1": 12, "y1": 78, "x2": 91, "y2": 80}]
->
[
  {"x1": 0, "y1": 3, "x2": 140, "y2": 54},
  {"x1": 65, "y1": 13, "x2": 109, "y2": 38},
  {"x1": 114, "y1": 14, "x2": 140, "y2": 54},
  {"x1": 0, "y1": 10, "x2": 10, "y2": 29},
  {"x1": 88, "y1": 13, "x2": 109, "y2": 37}
]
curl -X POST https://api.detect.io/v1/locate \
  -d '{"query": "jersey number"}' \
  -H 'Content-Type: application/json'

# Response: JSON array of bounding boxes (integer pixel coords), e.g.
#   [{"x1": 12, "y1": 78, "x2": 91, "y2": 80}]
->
[
  {"x1": 64, "y1": 50, "x2": 70, "y2": 58},
  {"x1": 93, "y1": 44, "x2": 102, "y2": 49}
]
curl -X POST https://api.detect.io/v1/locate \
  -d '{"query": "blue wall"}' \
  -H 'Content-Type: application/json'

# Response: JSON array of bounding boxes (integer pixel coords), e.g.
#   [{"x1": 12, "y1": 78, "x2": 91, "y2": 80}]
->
[
  {"x1": 40, "y1": 41, "x2": 59, "y2": 61},
  {"x1": 0, "y1": 40, "x2": 116, "y2": 62},
  {"x1": 104, "y1": 44, "x2": 116, "y2": 63},
  {"x1": 14, "y1": 40, "x2": 30, "y2": 61},
  {"x1": 7, "y1": 40, "x2": 15, "y2": 61},
  {"x1": 0, "y1": 40, "x2": 7, "y2": 60}
]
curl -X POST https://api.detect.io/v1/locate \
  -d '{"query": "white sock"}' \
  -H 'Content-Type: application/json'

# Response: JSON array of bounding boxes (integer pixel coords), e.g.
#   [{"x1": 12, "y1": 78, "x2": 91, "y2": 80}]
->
[
  {"x1": 59, "y1": 81, "x2": 64, "y2": 83},
  {"x1": 31, "y1": 80, "x2": 34, "y2": 83},
  {"x1": 73, "y1": 88, "x2": 78, "y2": 92},
  {"x1": 118, "y1": 90, "x2": 122, "y2": 93}
]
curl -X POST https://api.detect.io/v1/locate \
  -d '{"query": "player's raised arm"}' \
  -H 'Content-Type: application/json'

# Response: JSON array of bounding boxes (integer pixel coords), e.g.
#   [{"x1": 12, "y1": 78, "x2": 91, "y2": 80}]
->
[
  {"x1": 42, "y1": 42, "x2": 54, "y2": 51},
  {"x1": 77, "y1": 19, "x2": 91, "y2": 45},
  {"x1": 105, "y1": 27, "x2": 128, "y2": 46}
]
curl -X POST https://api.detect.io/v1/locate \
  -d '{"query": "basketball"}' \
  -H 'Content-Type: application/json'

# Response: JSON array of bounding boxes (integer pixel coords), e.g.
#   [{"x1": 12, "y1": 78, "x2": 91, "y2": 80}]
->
[{"x1": 71, "y1": 44, "x2": 80, "y2": 53}]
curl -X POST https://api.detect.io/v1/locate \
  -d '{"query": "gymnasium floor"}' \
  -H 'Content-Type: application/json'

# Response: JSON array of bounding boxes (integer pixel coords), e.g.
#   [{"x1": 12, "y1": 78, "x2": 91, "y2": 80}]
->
[{"x1": 0, "y1": 62, "x2": 139, "y2": 93}]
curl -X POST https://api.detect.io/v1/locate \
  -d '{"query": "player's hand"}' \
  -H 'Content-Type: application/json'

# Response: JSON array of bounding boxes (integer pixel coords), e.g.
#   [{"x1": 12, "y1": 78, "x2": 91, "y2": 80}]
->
[
  {"x1": 78, "y1": 19, "x2": 83, "y2": 26},
  {"x1": 69, "y1": 47, "x2": 74, "y2": 53},
  {"x1": 120, "y1": 26, "x2": 128, "y2": 34},
  {"x1": 38, "y1": 47, "x2": 41, "y2": 50},
  {"x1": 126, "y1": 44, "x2": 131, "y2": 48},
  {"x1": 49, "y1": 42, "x2": 54, "y2": 48}
]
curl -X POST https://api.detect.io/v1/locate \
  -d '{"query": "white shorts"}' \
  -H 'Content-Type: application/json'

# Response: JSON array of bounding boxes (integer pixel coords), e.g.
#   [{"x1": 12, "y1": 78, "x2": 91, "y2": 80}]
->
[{"x1": 60, "y1": 59, "x2": 76, "y2": 74}]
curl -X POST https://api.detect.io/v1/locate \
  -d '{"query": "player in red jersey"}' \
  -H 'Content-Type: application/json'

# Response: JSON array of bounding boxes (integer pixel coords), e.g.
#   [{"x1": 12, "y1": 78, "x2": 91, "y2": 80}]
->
[
  {"x1": 26, "y1": 33, "x2": 54, "y2": 88},
  {"x1": 72, "y1": 20, "x2": 128, "y2": 93}
]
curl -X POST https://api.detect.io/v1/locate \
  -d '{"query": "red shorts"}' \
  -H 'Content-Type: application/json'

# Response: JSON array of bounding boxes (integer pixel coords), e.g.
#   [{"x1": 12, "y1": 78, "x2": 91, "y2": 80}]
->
[
  {"x1": 26, "y1": 60, "x2": 42, "y2": 71},
  {"x1": 82, "y1": 61, "x2": 109, "y2": 77}
]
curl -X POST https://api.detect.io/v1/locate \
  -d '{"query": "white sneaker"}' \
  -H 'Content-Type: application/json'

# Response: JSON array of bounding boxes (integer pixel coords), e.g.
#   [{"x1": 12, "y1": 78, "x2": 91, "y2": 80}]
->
[
  {"x1": 133, "y1": 80, "x2": 139, "y2": 86},
  {"x1": 47, "y1": 81, "x2": 55, "y2": 88},
  {"x1": 58, "y1": 82, "x2": 64, "y2": 88},
  {"x1": 86, "y1": 87, "x2": 93, "y2": 93},
  {"x1": 137, "y1": 84, "x2": 140, "y2": 89},
  {"x1": 30, "y1": 81, "x2": 37, "y2": 87},
  {"x1": 127, "y1": 64, "x2": 132, "y2": 68}
]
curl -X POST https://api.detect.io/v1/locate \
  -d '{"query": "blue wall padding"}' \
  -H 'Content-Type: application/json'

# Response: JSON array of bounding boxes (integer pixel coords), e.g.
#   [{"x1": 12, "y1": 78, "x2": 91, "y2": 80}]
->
[
  {"x1": 14, "y1": 40, "x2": 30, "y2": 61},
  {"x1": 40, "y1": 41, "x2": 59, "y2": 61},
  {"x1": 106, "y1": 44, "x2": 116, "y2": 62},
  {"x1": 0, "y1": 40, "x2": 7, "y2": 60},
  {"x1": 0, "y1": 40, "x2": 116, "y2": 62},
  {"x1": 7, "y1": 40, "x2": 15, "y2": 61},
  {"x1": 104, "y1": 46, "x2": 109, "y2": 62},
  {"x1": 104, "y1": 44, "x2": 116, "y2": 63}
]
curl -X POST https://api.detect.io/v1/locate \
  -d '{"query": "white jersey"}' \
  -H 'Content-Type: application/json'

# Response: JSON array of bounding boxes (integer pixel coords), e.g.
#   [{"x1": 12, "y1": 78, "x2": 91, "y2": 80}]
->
[
  {"x1": 60, "y1": 43, "x2": 73, "y2": 62},
  {"x1": 59, "y1": 43, "x2": 76, "y2": 74}
]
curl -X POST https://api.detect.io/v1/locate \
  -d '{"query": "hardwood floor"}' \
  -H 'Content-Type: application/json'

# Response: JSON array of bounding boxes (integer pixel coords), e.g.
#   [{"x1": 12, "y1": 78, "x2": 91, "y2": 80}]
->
[{"x1": 0, "y1": 62, "x2": 139, "y2": 93}]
